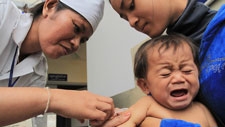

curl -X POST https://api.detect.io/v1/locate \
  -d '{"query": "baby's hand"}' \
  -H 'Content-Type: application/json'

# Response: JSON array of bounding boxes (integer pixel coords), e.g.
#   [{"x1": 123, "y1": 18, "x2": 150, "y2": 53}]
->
[
  {"x1": 90, "y1": 108, "x2": 128, "y2": 127},
  {"x1": 89, "y1": 110, "x2": 114, "y2": 126}
]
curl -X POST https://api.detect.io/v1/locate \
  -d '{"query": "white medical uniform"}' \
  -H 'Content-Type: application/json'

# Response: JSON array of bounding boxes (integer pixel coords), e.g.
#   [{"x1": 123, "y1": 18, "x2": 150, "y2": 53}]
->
[{"x1": 0, "y1": 0, "x2": 47, "y2": 87}]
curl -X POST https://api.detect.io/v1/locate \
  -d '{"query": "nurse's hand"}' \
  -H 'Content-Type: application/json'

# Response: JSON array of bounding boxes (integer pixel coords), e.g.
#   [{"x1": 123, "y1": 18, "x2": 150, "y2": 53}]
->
[
  {"x1": 49, "y1": 89, "x2": 114, "y2": 122},
  {"x1": 90, "y1": 108, "x2": 131, "y2": 127}
]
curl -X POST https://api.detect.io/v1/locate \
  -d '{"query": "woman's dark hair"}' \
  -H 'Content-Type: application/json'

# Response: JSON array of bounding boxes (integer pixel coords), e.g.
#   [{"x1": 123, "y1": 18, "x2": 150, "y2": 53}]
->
[{"x1": 134, "y1": 33, "x2": 199, "y2": 79}]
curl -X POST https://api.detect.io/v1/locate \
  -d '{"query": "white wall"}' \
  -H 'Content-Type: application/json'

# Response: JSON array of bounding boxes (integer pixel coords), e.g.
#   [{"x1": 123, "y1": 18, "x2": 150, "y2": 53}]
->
[{"x1": 87, "y1": 1, "x2": 148, "y2": 97}]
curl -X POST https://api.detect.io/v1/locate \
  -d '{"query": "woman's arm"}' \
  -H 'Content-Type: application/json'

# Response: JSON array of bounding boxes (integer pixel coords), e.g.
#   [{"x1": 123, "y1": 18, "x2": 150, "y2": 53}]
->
[
  {"x1": 0, "y1": 87, "x2": 49, "y2": 126},
  {"x1": 0, "y1": 87, "x2": 114, "y2": 126}
]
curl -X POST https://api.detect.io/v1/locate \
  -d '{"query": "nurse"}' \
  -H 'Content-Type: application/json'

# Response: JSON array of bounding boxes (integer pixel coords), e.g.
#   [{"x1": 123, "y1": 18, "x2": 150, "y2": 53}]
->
[{"x1": 0, "y1": 0, "x2": 130, "y2": 126}]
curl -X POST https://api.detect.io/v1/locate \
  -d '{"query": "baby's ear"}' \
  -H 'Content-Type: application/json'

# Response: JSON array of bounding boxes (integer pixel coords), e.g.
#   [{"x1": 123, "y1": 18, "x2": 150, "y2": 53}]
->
[{"x1": 137, "y1": 78, "x2": 151, "y2": 95}]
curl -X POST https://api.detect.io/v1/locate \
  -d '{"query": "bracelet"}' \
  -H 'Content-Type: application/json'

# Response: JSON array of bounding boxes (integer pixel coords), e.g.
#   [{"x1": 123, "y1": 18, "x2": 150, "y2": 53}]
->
[{"x1": 44, "y1": 87, "x2": 50, "y2": 114}]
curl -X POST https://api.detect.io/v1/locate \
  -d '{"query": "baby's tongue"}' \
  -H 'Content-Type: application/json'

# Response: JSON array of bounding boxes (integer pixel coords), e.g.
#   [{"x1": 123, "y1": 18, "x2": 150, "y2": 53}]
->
[{"x1": 171, "y1": 90, "x2": 187, "y2": 97}]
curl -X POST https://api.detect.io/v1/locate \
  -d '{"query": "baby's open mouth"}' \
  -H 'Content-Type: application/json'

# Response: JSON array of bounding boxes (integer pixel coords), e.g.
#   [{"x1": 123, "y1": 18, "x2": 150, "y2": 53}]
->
[{"x1": 170, "y1": 89, "x2": 188, "y2": 97}]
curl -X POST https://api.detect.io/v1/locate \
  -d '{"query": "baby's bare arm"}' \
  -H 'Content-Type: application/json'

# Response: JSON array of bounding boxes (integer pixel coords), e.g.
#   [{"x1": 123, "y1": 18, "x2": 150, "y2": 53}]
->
[
  {"x1": 197, "y1": 103, "x2": 217, "y2": 127},
  {"x1": 139, "y1": 117, "x2": 161, "y2": 127},
  {"x1": 140, "y1": 102, "x2": 218, "y2": 127},
  {"x1": 117, "y1": 96, "x2": 154, "y2": 127}
]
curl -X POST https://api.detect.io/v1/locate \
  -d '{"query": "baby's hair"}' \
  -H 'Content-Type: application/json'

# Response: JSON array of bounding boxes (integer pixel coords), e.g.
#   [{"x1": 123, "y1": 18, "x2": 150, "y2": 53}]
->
[{"x1": 134, "y1": 33, "x2": 199, "y2": 79}]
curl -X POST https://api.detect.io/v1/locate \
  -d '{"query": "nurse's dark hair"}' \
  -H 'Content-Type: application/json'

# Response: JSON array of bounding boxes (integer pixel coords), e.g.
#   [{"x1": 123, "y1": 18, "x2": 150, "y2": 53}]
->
[
  {"x1": 134, "y1": 33, "x2": 199, "y2": 79},
  {"x1": 28, "y1": 1, "x2": 71, "y2": 19}
]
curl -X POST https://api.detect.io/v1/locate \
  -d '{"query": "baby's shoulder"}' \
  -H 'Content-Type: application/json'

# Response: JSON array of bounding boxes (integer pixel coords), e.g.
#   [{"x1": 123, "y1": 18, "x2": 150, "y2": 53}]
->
[
  {"x1": 192, "y1": 102, "x2": 218, "y2": 127},
  {"x1": 192, "y1": 101, "x2": 208, "y2": 111},
  {"x1": 191, "y1": 101, "x2": 210, "y2": 115}
]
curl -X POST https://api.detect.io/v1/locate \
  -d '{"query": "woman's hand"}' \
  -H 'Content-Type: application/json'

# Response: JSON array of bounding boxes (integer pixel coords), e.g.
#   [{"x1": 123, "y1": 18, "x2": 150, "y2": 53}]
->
[{"x1": 49, "y1": 89, "x2": 115, "y2": 122}]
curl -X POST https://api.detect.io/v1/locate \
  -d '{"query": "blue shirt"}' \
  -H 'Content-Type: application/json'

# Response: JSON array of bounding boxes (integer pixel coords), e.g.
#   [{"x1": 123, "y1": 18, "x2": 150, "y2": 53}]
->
[{"x1": 199, "y1": 4, "x2": 225, "y2": 126}]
